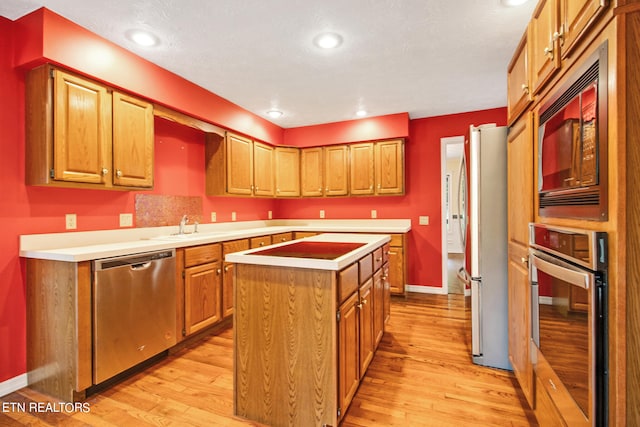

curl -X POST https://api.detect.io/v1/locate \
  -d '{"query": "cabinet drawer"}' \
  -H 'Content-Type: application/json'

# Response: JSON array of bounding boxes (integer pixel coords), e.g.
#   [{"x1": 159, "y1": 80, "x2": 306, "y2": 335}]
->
[
  {"x1": 389, "y1": 234, "x2": 403, "y2": 247},
  {"x1": 338, "y1": 263, "x2": 359, "y2": 304},
  {"x1": 222, "y1": 239, "x2": 250, "y2": 255},
  {"x1": 184, "y1": 243, "x2": 222, "y2": 267},
  {"x1": 294, "y1": 231, "x2": 318, "y2": 240},
  {"x1": 250, "y1": 235, "x2": 272, "y2": 248},
  {"x1": 373, "y1": 247, "x2": 384, "y2": 272},
  {"x1": 271, "y1": 232, "x2": 293, "y2": 243},
  {"x1": 359, "y1": 254, "x2": 373, "y2": 284}
]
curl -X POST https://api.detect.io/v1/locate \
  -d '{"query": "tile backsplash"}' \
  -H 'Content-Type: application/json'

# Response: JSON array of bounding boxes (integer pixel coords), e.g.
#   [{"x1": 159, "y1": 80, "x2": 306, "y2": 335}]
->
[{"x1": 135, "y1": 194, "x2": 203, "y2": 227}]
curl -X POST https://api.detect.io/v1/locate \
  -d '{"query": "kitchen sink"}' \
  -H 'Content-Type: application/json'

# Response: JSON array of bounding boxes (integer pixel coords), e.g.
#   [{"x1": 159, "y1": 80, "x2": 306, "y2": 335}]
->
[{"x1": 150, "y1": 232, "x2": 225, "y2": 241}]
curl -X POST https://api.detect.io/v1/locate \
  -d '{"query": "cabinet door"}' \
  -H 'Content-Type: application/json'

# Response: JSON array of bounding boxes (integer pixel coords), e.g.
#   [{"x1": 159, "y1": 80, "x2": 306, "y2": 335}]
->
[
  {"x1": 184, "y1": 261, "x2": 222, "y2": 335},
  {"x1": 507, "y1": 31, "x2": 532, "y2": 125},
  {"x1": 388, "y1": 245, "x2": 405, "y2": 295},
  {"x1": 324, "y1": 145, "x2": 349, "y2": 196},
  {"x1": 53, "y1": 69, "x2": 111, "y2": 184},
  {"x1": 253, "y1": 141, "x2": 274, "y2": 196},
  {"x1": 350, "y1": 143, "x2": 375, "y2": 195},
  {"x1": 226, "y1": 133, "x2": 253, "y2": 195},
  {"x1": 382, "y1": 262, "x2": 391, "y2": 324},
  {"x1": 338, "y1": 292, "x2": 359, "y2": 417},
  {"x1": 529, "y1": 0, "x2": 560, "y2": 95},
  {"x1": 274, "y1": 147, "x2": 300, "y2": 197},
  {"x1": 112, "y1": 91, "x2": 154, "y2": 188},
  {"x1": 358, "y1": 279, "x2": 374, "y2": 375},
  {"x1": 300, "y1": 147, "x2": 324, "y2": 197},
  {"x1": 222, "y1": 239, "x2": 250, "y2": 318},
  {"x1": 559, "y1": 0, "x2": 608, "y2": 59},
  {"x1": 375, "y1": 139, "x2": 404, "y2": 195},
  {"x1": 373, "y1": 269, "x2": 384, "y2": 348},
  {"x1": 507, "y1": 113, "x2": 534, "y2": 407}
]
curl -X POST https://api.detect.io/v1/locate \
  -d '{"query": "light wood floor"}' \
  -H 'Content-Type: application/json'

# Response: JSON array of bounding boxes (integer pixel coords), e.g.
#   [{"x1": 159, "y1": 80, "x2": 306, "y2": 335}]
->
[{"x1": 1, "y1": 293, "x2": 537, "y2": 426}]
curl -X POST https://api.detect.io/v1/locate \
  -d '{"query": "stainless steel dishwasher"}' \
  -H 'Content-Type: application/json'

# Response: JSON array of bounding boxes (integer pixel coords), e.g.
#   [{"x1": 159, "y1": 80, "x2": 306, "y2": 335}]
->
[{"x1": 92, "y1": 249, "x2": 176, "y2": 384}]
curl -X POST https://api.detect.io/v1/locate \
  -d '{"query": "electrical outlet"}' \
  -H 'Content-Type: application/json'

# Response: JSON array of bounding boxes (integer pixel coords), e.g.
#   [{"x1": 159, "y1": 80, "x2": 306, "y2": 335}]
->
[
  {"x1": 419, "y1": 215, "x2": 429, "y2": 225},
  {"x1": 65, "y1": 214, "x2": 77, "y2": 230},
  {"x1": 268, "y1": 210, "x2": 273, "y2": 219},
  {"x1": 371, "y1": 210, "x2": 377, "y2": 219},
  {"x1": 319, "y1": 210, "x2": 325, "y2": 219},
  {"x1": 119, "y1": 213, "x2": 133, "y2": 227},
  {"x1": 232, "y1": 212, "x2": 237, "y2": 221},
  {"x1": 211, "y1": 212, "x2": 217, "y2": 222}
]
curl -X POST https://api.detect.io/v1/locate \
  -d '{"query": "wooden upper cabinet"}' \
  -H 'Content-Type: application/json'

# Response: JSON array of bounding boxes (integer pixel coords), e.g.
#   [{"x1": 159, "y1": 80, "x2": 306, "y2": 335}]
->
[
  {"x1": 52, "y1": 68, "x2": 112, "y2": 185},
  {"x1": 350, "y1": 143, "x2": 375, "y2": 195},
  {"x1": 301, "y1": 147, "x2": 324, "y2": 197},
  {"x1": 226, "y1": 133, "x2": 254, "y2": 195},
  {"x1": 25, "y1": 65, "x2": 154, "y2": 190},
  {"x1": 507, "y1": 31, "x2": 532, "y2": 126},
  {"x1": 324, "y1": 145, "x2": 349, "y2": 196},
  {"x1": 558, "y1": 0, "x2": 608, "y2": 60},
  {"x1": 529, "y1": 0, "x2": 560, "y2": 95},
  {"x1": 253, "y1": 141, "x2": 274, "y2": 196},
  {"x1": 375, "y1": 139, "x2": 404, "y2": 195},
  {"x1": 112, "y1": 91, "x2": 154, "y2": 188},
  {"x1": 274, "y1": 147, "x2": 300, "y2": 197}
]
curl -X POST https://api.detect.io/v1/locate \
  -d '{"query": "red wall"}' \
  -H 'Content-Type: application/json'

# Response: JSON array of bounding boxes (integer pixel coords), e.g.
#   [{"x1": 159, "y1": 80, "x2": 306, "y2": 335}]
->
[{"x1": 0, "y1": 9, "x2": 507, "y2": 385}]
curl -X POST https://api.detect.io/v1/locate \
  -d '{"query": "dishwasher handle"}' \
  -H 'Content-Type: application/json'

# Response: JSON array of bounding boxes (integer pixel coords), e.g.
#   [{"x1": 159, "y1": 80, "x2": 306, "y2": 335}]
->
[{"x1": 94, "y1": 250, "x2": 175, "y2": 271}]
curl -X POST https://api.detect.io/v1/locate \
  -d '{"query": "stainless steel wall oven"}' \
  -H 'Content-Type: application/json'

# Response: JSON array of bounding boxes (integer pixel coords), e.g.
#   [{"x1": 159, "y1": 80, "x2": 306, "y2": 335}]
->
[{"x1": 529, "y1": 224, "x2": 607, "y2": 426}]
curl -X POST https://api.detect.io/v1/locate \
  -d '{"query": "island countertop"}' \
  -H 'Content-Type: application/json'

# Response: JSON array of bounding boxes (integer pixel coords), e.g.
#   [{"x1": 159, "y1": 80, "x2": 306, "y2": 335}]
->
[{"x1": 225, "y1": 233, "x2": 390, "y2": 270}]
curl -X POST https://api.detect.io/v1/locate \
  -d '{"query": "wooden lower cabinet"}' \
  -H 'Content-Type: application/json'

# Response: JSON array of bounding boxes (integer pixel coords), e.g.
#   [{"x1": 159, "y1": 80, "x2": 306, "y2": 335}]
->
[
  {"x1": 222, "y1": 239, "x2": 249, "y2": 318},
  {"x1": 183, "y1": 244, "x2": 222, "y2": 336},
  {"x1": 388, "y1": 234, "x2": 406, "y2": 295},
  {"x1": 358, "y1": 278, "x2": 374, "y2": 375},
  {"x1": 373, "y1": 269, "x2": 385, "y2": 346},
  {"x1": 338, "y1": 292, "x2": 360, "y2": 417}
]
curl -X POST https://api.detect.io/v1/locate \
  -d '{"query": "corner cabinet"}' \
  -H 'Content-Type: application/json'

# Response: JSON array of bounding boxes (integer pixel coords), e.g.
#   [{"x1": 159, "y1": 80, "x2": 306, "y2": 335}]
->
[{"x1": 26, "y1": 65, "x2": 154, "y2": 189}]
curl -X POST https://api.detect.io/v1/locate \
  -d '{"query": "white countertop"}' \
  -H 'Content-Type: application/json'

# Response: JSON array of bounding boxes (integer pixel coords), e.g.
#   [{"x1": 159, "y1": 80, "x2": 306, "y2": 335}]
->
[
  {"x1": 225, "y1": 233, "x2": 391, "y2": 271},
  {"x1": 20, "y1": 219, "x2": 410, "y2": 262}
]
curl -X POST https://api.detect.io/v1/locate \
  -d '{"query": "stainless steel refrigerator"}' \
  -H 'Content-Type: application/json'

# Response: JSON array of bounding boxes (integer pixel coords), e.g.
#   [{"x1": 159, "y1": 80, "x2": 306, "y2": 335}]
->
[{"x1": 458, "y1": 124, "x2": 511, "y2": 370}]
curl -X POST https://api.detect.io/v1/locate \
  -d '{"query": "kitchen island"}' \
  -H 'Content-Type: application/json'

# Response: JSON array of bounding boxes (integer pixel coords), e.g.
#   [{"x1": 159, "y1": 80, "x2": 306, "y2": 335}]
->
[{"x1": 226, "y1": 233, "x2": 391, "y2": 427}]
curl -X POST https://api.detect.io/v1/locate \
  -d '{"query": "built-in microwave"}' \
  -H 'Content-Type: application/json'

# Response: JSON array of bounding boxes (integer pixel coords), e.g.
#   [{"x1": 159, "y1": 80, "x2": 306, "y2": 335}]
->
[{"x1": 538, "y1": 42, "x2": 608, "y2": 221}]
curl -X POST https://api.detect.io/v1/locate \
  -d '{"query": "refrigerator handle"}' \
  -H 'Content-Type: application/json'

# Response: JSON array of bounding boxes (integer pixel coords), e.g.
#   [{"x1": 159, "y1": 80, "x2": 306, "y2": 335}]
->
[{"x1": 457, "y1": 151, "x2": 467, "y2": 254}]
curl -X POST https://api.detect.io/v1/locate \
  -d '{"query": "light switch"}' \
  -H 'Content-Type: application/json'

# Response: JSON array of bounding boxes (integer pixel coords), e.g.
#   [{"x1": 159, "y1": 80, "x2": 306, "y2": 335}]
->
[
  {"x1": 419, "y1": 216, "x2": 429, "y2": 225},
  {"x1": 268, "y1": 210, "x2": 273, "y2": 219}
]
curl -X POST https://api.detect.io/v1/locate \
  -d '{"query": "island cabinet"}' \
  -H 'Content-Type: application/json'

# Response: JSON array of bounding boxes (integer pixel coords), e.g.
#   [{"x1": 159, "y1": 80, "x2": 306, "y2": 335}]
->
[
  {"x1": 26, "y1": 65, "x2": 154, "y2": 190},
  {"x1": 183, "y1": 244, "x2": 222, "y2": 336},
  {"x1": 230, "y1": 234, "x2": 389, "y2": 426}
]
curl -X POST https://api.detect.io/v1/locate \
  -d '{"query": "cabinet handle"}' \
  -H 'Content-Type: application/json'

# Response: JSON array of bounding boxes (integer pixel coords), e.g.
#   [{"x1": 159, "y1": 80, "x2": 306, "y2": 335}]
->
[
  {"x1": 521, "y1": 257, "x2": 529, "y2": 268},
  {"x1": 260, "y1": 242, "x2": 265, "y2": 246},
  {"x1": 553, "y1": 30, "x2": 564, "y2": 44},
  {"x1": 101, "y1": 168, "x2": 109, "y2": 175},
  {"x1": 224, "y1": 266, "x2": 230, "y2": 272},
  {"x1": 216, "y1": 268, "x2": 222, "y2": 275},
  {"x1": 376, "y1": 258, "x2": 382, "y2": 262},
  {"x1": 544, "y1": 46, "x2": 554, "y2": 59},
  {"x1": 116, "y1": 169, "x2": 123, "y2": 178},
  {"x1": 521, "y1": 84, "x2": 529, "y2": 94}
]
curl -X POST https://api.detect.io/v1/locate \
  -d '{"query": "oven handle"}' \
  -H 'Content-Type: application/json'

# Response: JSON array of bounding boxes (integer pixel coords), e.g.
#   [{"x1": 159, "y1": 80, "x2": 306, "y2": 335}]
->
[{"x1": 530, "y1": 250, "x2": 594, "y2": 290}]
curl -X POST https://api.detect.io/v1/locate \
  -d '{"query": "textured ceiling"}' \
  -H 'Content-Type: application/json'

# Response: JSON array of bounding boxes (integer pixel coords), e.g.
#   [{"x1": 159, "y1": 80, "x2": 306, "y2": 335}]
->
[{"x1": 1, "y1": 0, "x2": 536, "y2": 128}]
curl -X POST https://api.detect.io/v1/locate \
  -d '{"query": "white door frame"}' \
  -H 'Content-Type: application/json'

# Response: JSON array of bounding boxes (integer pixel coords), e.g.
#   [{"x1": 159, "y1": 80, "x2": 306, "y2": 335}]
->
[{"x1": 440, "y1": 135, "x2": 465, "y2": 293}]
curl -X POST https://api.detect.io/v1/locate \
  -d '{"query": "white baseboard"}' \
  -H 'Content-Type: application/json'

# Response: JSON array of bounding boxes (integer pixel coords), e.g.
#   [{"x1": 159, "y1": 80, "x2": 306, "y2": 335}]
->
[
  {"x1": 405, "y1": 285, "x2": 448, "y2": 295},
  {"x1": 0, "y1": 373, "x2": 27, "y2": 398}
]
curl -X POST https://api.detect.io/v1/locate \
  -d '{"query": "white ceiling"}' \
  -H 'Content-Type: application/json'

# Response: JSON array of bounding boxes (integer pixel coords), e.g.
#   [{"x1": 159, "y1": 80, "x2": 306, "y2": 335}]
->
[{"x1": 1, "y1": 0, "x2": 536, "y2": 129}]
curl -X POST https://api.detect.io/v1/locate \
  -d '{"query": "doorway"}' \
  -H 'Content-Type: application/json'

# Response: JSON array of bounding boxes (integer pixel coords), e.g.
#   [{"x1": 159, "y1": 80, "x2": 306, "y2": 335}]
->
[{"x1": 441, "y1": 136, "x2": 465, "y2": 294}]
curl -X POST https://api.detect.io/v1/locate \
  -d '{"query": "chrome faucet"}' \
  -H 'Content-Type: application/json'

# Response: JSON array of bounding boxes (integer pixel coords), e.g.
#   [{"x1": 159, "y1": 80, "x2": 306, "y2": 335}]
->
[{"x1": 178, "y1": 215, "x2": 188, "y2": 234}]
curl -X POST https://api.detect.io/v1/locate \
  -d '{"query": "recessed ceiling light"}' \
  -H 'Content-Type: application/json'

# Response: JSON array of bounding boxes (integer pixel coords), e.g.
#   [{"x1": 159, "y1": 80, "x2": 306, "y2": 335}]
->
[
  {"x1": 356, "y1": 109, "x2": 367, "y2": 117},
  {"x1": 266, "y1": 109, "x2": 283, "y2": 119},
  {"x1": 313, "y1": 32, "x2": 343, "y2": 49},
  {"x1": 500, "y1": 0, "x2": 530, "y2": 6},
  {"x1": 126, "y1": 29, "x2": 160, "y2": 47}
]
